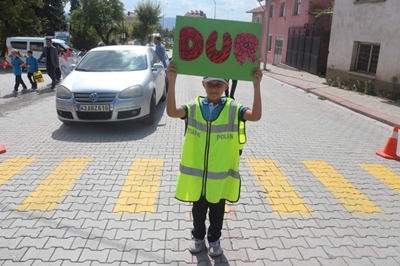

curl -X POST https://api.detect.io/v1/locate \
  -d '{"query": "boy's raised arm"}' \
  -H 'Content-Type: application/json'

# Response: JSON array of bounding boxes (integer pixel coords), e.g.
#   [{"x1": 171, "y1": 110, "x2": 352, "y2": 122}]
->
[
  {"x1": 166, "y1": 60, "x2": 186, "y2": 118},
  {"x1": 243, "y1": 66, "x2": 263, "y2": 122}
]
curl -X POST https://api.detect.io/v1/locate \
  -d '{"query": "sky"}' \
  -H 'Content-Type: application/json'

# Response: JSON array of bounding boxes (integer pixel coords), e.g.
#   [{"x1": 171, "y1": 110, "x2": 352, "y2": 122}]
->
[{"x1": 64, "y1": 0, "x2": 260, "y2": 22}]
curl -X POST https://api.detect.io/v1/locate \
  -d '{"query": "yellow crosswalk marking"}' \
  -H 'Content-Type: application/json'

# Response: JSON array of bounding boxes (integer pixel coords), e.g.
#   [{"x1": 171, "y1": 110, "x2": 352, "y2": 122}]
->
[
  {"x1": 247, "y1": 158, "x2": 311, "y2": 215},
  {"x1": 15, "y1": 158, "x2": 91, "y2": 212},
  {"x1": 303, "y1": 161, "x2": 382, "y2": 213},
  {"x1": 360, "y1": 164, "x2": 400, "y2": 194},
  {"x1": 113, "y1": 158, "x2": 163, "y2": 213},
  {"x1": 0, "y1": 157, "x2": 36, "y2": 187}
]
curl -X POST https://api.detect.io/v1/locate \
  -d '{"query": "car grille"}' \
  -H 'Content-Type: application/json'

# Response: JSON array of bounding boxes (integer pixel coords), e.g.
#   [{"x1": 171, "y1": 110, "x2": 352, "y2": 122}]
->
[
  {"x1": 74, "y1": 93, "x2": 117, "y2": 103},
  {"x1": 77, "y1": 112, "x2": 112, "y2": 120}
]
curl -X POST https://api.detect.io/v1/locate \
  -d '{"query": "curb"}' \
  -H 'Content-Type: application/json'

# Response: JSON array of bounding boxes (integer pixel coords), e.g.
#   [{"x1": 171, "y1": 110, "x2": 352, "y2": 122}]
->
[{"x1": 263, "y1": 71, "x2": 400, "y2": 127}]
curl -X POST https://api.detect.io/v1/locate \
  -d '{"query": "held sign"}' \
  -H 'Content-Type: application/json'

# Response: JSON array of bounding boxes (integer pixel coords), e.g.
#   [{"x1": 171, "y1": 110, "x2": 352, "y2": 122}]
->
[{"x1": 173, "y1": 16, "x2": 262, "y2": 82}]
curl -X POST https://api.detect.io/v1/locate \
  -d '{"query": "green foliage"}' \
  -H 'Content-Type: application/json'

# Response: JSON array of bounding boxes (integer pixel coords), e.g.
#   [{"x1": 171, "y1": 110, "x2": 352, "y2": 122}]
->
[
  {"x1": 364, "y1": 80, "x2": 374, "y2": 95},
  {"x1": 78, "y1": 0, "x2": 124, "y2": 45},
  {"x1": 34, "y1": 0, "x2": 67, "y2": 33},
  {"x1": 70, "y1": 0, "x2": 81, "y2": 14},
  {"x1": 0, "y1": 0, "x2": 44, "y2": 56},
  {"x1": 315, "y1": 1, "x2": 334, "y2": 19},
  {"x1": 70, "y1": 9, "x2": 100, "y2": 49},
  {"x1": 131, "y1": 0, "x2": 161, "y2": 45}
]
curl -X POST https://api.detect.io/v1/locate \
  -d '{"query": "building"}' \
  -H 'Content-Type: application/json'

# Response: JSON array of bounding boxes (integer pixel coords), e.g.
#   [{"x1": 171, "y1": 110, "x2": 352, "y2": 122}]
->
[
  {"x1": 248, "y1": 0, "x2": 333, "y2": 75},
  {"x1": 184, "y1": 10, "x2": 207, "y2": 18},
  {"x1": 246, "y1": 6, "x2": 264, "y2": 24},
  {"x1": 124, "y1": 11, "x2": 137, "y2": 26},
  {"x1": 326, "y1": 0, "x2": 400, "y2": 96}
]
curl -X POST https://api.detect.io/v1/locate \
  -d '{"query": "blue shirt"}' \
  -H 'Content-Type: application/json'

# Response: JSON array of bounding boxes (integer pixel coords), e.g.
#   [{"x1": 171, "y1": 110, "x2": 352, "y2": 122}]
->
[
  {"x1": 182, "y1": 97, "x2": 249, "y2": 121},
  {"x1": 155, "y1": 43, "x2": 168, "y2": 68},
  {"x1": 10, "y1": 56, "x2": 24, "y2": 76},
  {"x1": 25, "y1": 56, "x2": 39, "y2": 73}
]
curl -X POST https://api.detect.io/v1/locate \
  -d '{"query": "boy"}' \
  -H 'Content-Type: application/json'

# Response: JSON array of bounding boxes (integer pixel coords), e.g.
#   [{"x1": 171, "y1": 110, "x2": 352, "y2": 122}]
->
[
  {"x1": 166, "y1": 60, "x2": 262, "y2": 256},
  {"x1": 9, "y1": 49, "x2": 27, "y2": 95},
  {"x1": 25, "y1": 50, "x2": 39, "y2": 90}
]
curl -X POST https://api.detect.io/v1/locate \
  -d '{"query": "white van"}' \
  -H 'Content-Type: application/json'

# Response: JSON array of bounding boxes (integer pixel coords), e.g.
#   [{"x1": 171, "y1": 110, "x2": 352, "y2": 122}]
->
[{"x1": 5, "y1": 37, "x2": 74, "y2": 69}]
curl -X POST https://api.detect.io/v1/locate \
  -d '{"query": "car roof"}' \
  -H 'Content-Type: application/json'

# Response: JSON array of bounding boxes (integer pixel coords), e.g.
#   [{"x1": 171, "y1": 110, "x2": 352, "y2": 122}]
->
[
  {"x1": 90, "y1": 45, "x2": 150, "y2": 52},
  {"x1": 7, "y1": 37, "x2": 65, "y2": 43}
]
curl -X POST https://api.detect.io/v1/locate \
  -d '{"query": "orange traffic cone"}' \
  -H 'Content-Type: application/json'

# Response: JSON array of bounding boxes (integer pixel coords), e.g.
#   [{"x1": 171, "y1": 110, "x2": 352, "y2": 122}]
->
[
  {"x1": 0, "y1": 145, "x2": 6, "y2": 154},
  {"x1": 376, "y1": 126, "x2": 400, "y2": 160}
]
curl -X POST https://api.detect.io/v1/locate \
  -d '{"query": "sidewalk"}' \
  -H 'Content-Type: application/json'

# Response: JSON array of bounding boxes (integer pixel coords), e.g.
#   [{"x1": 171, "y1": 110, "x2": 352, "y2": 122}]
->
[{"x1": 262, "y1": 64, "x2": 400, "y2": 127}]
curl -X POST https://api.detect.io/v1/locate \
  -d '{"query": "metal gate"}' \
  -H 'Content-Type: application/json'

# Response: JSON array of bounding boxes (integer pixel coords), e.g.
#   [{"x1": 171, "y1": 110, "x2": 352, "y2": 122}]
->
[
  {"x1": 286, "y1": 25, "x2": 323, "y2": 74},
  {"x1": 273, "y1": 36, "x2": 283, "y2": 65}
]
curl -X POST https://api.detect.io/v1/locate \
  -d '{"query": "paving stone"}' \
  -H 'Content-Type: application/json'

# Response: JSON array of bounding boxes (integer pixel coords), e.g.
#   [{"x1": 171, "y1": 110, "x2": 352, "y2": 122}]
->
[
  {"x1": 50, "y1": 248, "x2": 83, "y2": 261},
  {"x1": 61, "y1": 261, "x2": 91, "y2": 266},
  {"x1": 272, "y1": 248, "x2": 303, "y2": 260},
  {"x1": 298, "y1": 247, "x2": 329, "y2": 260},
  {"x1": 78, "y1": 249, "x2": 110, "y2": 262},
  {"x1": 2, "y1": 261, "x2": 34, "y2": 266},
  {"x1": 32, "y1": 260, "x2": 62, "y2": 266},
  {"x1": 343, "y1": 257, "x2": 374, "y2": 266},
  {"x1": 245, "y1": 247, "x2": 275, "y2": 261},
  {"x1": 316, "y1": 257, "x2": 348, "y2": 266},
  {"x1": 280, "y1": 237, "x2": 309, "y2": 248},
  {"x1": 44, "y1": 238, "x2": 74, "y2": 249}
]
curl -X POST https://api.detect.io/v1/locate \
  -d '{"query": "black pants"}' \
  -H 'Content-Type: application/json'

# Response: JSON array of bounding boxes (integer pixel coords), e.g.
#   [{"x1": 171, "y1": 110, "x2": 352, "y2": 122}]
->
[
  {"x1": 191, "y1": 196, "x2": 225, "y2": 243},
  {"x1": 56, "y1": 67, "x2": 61, "y2": 80},
  {"x1": 46, "y1": 65, "x2": 57, "y2": 88},
  {"x1": 27, "y1": 73, "x2": 37, "y2": 88},
  {"x1": 14, "y1": 75, "x2": 27, "y2": 91},
  {"x1": 225, "y1": 80, "x2": 238, "y2": 99}
]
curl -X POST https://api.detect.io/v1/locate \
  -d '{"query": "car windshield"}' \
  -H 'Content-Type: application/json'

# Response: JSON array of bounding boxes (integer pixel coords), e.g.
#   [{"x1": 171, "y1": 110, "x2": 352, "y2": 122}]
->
[{"x1": 75, "y1": 50, "x2": 147, "y2": 72}]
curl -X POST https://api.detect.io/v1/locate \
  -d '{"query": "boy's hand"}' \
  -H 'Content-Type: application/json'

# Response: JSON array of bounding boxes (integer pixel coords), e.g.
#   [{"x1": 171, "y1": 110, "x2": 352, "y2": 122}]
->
[
  {"x1": 167, "y1": 60, "x2": 177, "y2": 82},
  {"x1": 252, "y1": 64, "x2": 263, "y2": 86}
]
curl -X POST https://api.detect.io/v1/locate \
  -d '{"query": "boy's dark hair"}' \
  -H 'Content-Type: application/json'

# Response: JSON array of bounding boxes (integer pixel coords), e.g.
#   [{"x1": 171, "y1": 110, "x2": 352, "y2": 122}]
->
[
  {"x1": 154, "y1": 36, "x2": 162, "y2": 42},
  {"x1": 45, "y1": 37, "x2": 52, "y2": 42},
  {"x1": 27, "y1": 50, "x2": 33, "y2": 54}
]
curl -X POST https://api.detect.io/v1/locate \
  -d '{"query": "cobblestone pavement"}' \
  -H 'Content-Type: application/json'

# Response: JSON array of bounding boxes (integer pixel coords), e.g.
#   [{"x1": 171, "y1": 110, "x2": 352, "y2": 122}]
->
[{"x1": 1, "y1": 71, "x2": 400, "y2": 266}]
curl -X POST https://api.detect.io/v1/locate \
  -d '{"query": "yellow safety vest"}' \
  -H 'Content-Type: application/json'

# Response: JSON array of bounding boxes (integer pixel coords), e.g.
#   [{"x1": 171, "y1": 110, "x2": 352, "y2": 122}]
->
[{"x1": 175, "y1": 97, "x2": 247, "y2": 203}]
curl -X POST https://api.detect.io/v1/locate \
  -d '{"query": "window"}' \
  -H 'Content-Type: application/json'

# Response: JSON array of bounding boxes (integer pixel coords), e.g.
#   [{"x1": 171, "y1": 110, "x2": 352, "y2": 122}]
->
[
  {"x1": 10, "y1": 41, "x2": 27, "y2": 50},
  {"x1": 355, "y1": 43, "x2": 380, "y2": 75},
  {"x1": 30, "y1": 42, "x2": 43, "y2": 52},
  {"x1": 255, "y1": 15, "x2": 262, "y2": 23},
  {"x1": 268, "y1": 36, "x2": 272, "y2": 51},
  {"x1": 293, "y1": 0, "x2": 301, "y2": 15},
  {"x1": 279, "y1": 2, "x2": 285, "y2": 17},
  {"x1": 269, "y1": 5, "x2": 274, "y2": 18},
  {"x1": 151, "y1": 49, "x2": 160, "y2": 63}
]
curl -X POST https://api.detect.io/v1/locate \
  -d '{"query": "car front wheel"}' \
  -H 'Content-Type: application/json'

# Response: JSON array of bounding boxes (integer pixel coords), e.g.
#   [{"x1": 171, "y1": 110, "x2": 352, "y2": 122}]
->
[{"x1": 143, "y1": 92, "x2": 156, "y2": 125}]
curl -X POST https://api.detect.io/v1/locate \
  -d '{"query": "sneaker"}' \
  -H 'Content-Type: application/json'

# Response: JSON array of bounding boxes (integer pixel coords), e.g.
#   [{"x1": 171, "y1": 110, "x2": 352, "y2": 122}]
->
[
  {"x1": 189, "y1": 237, "x2": 205, "y2": 254},
  {"x1": 12, "y1": 90, "x2": 18, "y2": 95},
  {"x1": 208, "y1": 240, "x2": 223, "y2": 257}
]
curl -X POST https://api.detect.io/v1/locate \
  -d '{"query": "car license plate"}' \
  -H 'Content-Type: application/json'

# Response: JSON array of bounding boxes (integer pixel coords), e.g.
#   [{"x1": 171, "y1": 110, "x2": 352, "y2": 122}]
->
[{"x1": 79, "y1": 105, "x2": 110, "y2": 112}]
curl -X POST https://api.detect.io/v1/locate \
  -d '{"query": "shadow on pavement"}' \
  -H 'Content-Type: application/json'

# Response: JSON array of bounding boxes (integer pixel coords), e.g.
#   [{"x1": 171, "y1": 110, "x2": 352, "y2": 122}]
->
[
  {"x1": 381, "y1": 99, "x2": 400, "y2": 107},
  {"x1": 194, "y1": 252, "x2": 231, "y2": 265},
  {"x1": 51, "y1": 102, "x2": 166, "y2": 143}
]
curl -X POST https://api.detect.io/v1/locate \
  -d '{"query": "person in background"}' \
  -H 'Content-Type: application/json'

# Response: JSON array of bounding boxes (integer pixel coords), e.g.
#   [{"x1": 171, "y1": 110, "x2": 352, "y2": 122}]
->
[
  {"x1": 25, "y1": 50, "x2": 39, "y2": 90},
  {"x1": 154, "y1": 36, "x2": 169, "y2": 68},
  {"x1": 78, "y1": 49, "x2": 86, "y2": 57},
  {"x1": 38, "y1": 38, "x2": 59, "y2": 90},
  {"x1": 224, "y1": 79, "x2": 238, "y2": 100},
  {"x1": 9, "y1": 49, "x2": 28, "y2": 95}
]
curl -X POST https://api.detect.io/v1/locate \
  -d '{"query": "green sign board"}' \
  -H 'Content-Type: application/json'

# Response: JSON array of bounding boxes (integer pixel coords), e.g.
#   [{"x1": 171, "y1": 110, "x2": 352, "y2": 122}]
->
[{"x1": 172, "y1": 16, "x2": 263, "y2": 82}]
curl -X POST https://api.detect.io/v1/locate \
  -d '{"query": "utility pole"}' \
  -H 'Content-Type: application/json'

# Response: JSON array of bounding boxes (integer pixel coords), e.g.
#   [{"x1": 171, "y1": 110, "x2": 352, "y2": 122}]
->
[
  {"x1": 262, "y1": 0, "x2": 272, "y2": 70},
  {"x1": 224, "y1": 9, "x2": 232, "y2": 19},
  {"x1": 212, "y1": 0, "x2": 216, "y2": 19}
]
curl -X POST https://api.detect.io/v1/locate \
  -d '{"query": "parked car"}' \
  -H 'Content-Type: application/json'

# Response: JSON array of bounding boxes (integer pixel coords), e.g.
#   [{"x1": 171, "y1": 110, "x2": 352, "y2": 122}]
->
[{"x1": 56, "y1": 45, "x2": 167, "y2": 125}]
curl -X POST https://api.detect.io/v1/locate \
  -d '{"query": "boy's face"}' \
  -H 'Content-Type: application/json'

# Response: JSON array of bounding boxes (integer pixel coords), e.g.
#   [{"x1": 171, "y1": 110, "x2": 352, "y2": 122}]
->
[
  {"x1": 11, "y1": 52, "x2": 17, "y2": 58},
  {"x1": 202, "y1": 80, "x2": 229, "y2": 101},
  {"x1": 28, "y1": 53, "x2": 33, "y2": 57}
]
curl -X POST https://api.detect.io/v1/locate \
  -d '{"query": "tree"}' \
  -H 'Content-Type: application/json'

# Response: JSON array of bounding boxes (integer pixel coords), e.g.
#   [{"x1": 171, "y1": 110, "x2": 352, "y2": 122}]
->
[
  {"x1": 70, "y1": 0, "x2": 81, "y2": 14},
  {"x1": 0, "y1": 0, "x2": 43, "y2": 56},
  {"x1": 315, "y1": 1, "x2": 334, "y2": 18},
  {"x1": 79, "y1": 0, "x2": 124, "y2": 45},
  {"x1": 130, "y1": 0, "x2": 161, "y2": 45},
  {"x1": 69, "y1": 8, "x2": 100, "y2": 49},
  {"x1": 34, "y1": 0, "x2": 67, "y2": 34}
]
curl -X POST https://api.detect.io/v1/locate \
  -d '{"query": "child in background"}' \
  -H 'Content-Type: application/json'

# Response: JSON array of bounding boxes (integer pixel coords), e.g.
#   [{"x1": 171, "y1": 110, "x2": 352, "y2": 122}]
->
[
  {"x1": 25, "y1": 50, "x2": 39, "y2": 90},
  {"x1": 9, "y1": 49, "x2": 27, "y2": 95}
]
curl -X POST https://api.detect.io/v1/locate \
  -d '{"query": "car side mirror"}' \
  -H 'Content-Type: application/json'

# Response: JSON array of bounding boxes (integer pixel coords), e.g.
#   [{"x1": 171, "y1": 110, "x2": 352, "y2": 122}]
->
[
  {"x1": 68, "y1": 64, "x2": 76, "y2": 72},
  {"x1": 152, "y1": 63, "x2": 164, "y2": 71}
]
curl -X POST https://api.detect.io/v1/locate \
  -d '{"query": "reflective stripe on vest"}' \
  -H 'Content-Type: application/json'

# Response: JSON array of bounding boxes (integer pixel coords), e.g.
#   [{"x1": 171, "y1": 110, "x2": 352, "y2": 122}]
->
[
  {"x1": 175, "y1": 97, "x2": 245, "y2": 204},
  {"x1": 180, "y1": 164, "x2": 240, "y2": 180}
]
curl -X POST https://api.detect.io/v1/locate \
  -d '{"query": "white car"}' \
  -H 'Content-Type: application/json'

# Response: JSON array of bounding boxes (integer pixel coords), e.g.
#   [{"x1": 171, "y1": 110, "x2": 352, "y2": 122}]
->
[{"x1": 56, "y1": 45, "x2": 167, "y2": 125}]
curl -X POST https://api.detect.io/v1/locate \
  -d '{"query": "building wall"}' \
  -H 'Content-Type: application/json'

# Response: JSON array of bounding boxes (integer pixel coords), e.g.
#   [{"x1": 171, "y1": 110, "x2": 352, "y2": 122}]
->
[
  {"x1": 260, "y1": 0, "x2": 333, "y2": 66},
  {"x1": 327, "y1": 0, "x2": 400, "y2": 90}
]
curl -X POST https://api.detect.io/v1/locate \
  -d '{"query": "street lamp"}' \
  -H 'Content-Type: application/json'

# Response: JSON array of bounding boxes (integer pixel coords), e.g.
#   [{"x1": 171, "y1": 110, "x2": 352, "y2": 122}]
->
[
  {"x1": 162, "y1": 2, "x2": 169, "y2": 29},
  {"x1": 258, "y1": 0, "x2": 272, "y2": 70},
  {"x1": 224, "y1": 9, "x2": 233, "y2": 19},
  {"x1": 212, "y1": 0, "x2": 216, "y2": 19}
]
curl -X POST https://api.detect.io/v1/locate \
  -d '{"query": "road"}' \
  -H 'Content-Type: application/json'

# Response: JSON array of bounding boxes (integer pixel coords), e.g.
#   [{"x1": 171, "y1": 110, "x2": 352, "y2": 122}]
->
[{"x1": 1, "y1": 62, "x2": 400, "y2": 265}]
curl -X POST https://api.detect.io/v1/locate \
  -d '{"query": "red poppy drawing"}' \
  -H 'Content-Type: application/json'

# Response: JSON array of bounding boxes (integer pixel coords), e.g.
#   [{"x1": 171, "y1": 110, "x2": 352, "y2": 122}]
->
[{"x1": 234, "y1": 33, "x2": 259, "y2": 65}]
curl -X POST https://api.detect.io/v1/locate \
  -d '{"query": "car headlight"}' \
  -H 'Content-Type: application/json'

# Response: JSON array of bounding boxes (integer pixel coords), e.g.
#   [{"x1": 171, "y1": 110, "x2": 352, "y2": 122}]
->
[
  {"x1": 119, "y1": 85, "x2": 143, "y2": 99},
  {"x1": 56, "y1": 86, "x2": 72, "y2": 99}
]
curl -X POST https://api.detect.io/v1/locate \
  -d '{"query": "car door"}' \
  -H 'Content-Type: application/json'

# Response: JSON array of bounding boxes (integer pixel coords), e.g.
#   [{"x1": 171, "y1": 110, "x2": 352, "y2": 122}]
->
[{"x1": 150, "y1": 49, "x2": 164, "y2": 101}]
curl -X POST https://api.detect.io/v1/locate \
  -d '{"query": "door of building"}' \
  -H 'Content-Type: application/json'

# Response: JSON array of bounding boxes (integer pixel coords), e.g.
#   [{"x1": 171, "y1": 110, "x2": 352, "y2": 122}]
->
[{"x1": 273, "y1": 36, "x2": 283, "y2": 65}]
